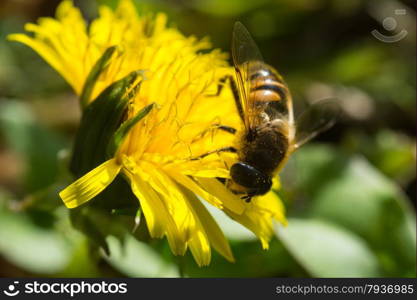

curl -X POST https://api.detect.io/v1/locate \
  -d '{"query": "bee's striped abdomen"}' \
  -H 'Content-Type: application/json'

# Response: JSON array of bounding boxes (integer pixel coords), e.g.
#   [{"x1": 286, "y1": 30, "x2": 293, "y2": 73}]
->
[{"x1": 249, "y1": 63, "x2": 288, "y2": 103}]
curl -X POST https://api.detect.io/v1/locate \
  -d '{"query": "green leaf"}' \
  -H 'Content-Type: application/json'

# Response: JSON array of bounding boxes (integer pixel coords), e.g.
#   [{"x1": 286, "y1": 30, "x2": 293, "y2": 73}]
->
[
  {"x1": 0, "y1": 197, "x2": 72, "y2": 274},
  {"x1": 57, "y1": 238, "x2": 100, "y2": 277},
  {"x1": 103, "y1": 234, "x2": 179, "y2": 277},
  {"x1": 293, "y1": 144, "x2": 416, "y2": 277},
  {"x1": 311, "y1": 157, "x2": 416, "y2": 276},
  {"x1": 275, "y1": 218, "x2": 380, "y2": 277},
  {"x1": 79, "y1": 46, "x2": 117, "y2": 108},
  {"x1": 183, "y1": 238, "x2": 305, "y2": 277},
  {"x1": 0, "y1": 100, "x2": 66, "y2": 192}
]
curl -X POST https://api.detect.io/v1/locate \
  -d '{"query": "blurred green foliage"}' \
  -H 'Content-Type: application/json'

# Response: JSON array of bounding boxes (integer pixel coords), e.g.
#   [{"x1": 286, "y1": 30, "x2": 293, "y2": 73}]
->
[{"x1": 0, "y1": 0, "x2": 415, "y2": 277}]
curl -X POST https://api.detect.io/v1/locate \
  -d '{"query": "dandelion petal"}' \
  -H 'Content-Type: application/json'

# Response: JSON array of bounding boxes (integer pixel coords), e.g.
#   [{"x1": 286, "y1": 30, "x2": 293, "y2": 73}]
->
[
  {"x1": 196, "y1": 177, "x2": 245, "y2": 214},
  {"x1": 59, "y1": 158, "x2": 121, "y2": 208},
  {"x1": 183, "y1": 188, "x2": 235, "y2": 263},
  {"x1": 128, "y1": 171, "x2": 186, "y2": 256}
]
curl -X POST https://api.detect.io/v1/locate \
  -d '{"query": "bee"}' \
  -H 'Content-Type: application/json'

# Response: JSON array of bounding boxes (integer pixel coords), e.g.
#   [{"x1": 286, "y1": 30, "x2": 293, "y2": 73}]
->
[{"x1": 225, "y1": 22, "x2": 337, "y2": 202}]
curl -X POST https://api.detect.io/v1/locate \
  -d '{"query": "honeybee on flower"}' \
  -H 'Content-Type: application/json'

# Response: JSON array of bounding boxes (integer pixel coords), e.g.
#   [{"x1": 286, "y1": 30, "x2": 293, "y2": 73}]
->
[{"x1": 9, "y1": 0, "x2": 286, "y2": 266}]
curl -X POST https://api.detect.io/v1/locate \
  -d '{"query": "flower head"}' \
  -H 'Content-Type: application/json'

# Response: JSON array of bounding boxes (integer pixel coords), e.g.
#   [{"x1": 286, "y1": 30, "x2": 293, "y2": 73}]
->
[{"x1": 9, "y1": 0, "x2": 286, "y2": 266}]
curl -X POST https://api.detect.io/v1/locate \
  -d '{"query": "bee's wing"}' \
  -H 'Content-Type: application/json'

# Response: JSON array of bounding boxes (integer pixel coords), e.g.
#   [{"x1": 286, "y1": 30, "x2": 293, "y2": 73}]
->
[
  {"x1": 293, "y1": 99, "x2": 340, "y2": 149},
  {"x1": 232, "y1": 22, "x2": 264, "y2": 129}
]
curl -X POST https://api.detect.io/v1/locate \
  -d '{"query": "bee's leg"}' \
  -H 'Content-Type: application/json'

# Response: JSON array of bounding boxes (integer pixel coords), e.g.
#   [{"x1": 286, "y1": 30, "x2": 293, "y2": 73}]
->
[
  {"x1": 217, "y1": 178, "x2": 226, "y2": 184},
  {"x1": 226, "y1": 186, "x2": 252, "y2": 202},
  {"x1": 189, "y1": 146, "x2": 237, "y2": 161},
  {"x1": 201, "y1": 123, "x2": 236, "y2": 135},
  {"x1": 241, "y1": 195, "x2": 252, "y2": 203},
  {"x1": 190, "y1": 124, "x2": 236, "y2": 145},
  {"x1": 216, "y1": 125, "x2": 237, "y2": 134},
  {"x1": 211, "y1": 75, "x2": 244, "y2": 124},
  {"x1": 211, "y1": 76, "x2": 228, "y2": 97}
]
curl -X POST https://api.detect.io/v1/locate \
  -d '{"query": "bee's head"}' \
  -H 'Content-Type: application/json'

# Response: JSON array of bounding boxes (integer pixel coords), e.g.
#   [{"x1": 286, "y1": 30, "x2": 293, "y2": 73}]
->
[{"x1": 228, "y1": 162, "x2": 272, "y2": 202}]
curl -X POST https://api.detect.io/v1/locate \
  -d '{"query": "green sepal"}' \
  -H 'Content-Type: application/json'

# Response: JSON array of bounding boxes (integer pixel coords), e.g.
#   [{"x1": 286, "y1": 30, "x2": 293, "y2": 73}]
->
[
  {"x1": 106, "y1": 102, "x2": 155, "y2": 157},
  {"x1": 69, "y1": 59, "x2": 155, "y2": 254},
  {"x1": 70, "y1": 70, "x2": 141, "y2": 178},
  {"x1": 79, "y1": 46, "x2": 117, "y2": 109}
]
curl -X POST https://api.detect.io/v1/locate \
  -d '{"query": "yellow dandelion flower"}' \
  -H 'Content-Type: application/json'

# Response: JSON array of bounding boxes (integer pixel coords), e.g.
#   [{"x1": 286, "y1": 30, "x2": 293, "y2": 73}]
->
[{"x1": 9, "y1": 0, "x2": 287, "y2": 266}]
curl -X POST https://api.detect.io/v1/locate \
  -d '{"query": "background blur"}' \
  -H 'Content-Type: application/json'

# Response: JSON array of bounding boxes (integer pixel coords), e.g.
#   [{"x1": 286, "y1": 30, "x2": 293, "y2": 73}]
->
[{"x1": 0, "y1": 0, "x2": 415, "y2": 277}]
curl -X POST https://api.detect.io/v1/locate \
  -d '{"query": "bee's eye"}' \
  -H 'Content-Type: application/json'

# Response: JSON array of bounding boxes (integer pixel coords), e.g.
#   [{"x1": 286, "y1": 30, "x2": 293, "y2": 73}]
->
[{"x1": 230, "y1": 162, "x2": 271, "y2": 195}]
